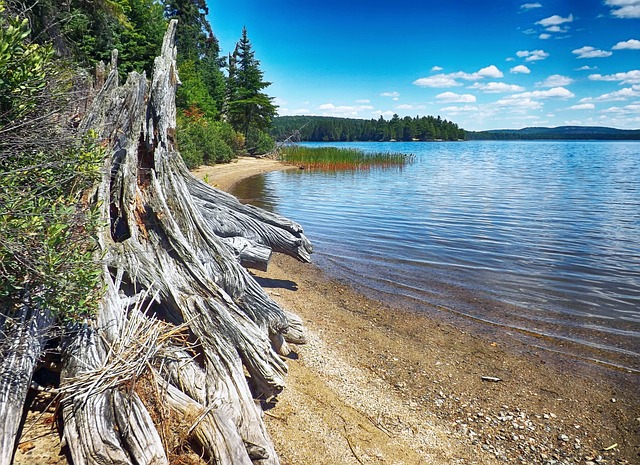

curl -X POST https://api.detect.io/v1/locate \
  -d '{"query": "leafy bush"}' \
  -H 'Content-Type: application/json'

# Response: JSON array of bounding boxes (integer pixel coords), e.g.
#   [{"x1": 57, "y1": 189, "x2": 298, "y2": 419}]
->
[
  {"x1": 1, "y1": 4, "x2": 103, "y2": 321},
  {"x1": 245, "y1": 127, "x2": 275, "y2": 155},
  {"x1": 177, "y1": 108, "x2": 241, "y2": 168}
]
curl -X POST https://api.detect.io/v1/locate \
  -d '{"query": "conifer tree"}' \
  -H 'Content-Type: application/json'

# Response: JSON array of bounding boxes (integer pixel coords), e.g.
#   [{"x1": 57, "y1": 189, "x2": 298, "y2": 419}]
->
[{"x1": 225, "y1": 26, "x2": 277, "y2": 149}]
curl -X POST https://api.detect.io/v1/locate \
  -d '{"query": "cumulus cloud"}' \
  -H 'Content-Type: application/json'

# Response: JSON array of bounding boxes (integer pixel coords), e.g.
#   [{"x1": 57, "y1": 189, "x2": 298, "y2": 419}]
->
[
  {"x1": 439, "y1": 105, "x2": 479, "y2": 112},
  {"x1": 476, "y1": 65, "x2": 504, "y2": 78},
  {"x1": 572, "y1": 46, "x2": 613, "y2": 58},
  {"x1": 395, "y1": 104, "x2": 426, "y2": 110},
  {"x1": 612, "y1": 39, "x2": 640, "y2": 50},
  {"x1": 318, "y1": 103, "x2": 374, "y2": 117},
  {"x1": 413, "y1": 75, "x2": 461, "y2": 88},
  {"x1": 510, "y1": 65, "x2": 531, "y2": 74},
  {"x1": 413, "y1": 65, "x2": 503, "y2": 88},
  {"x1": 539, "y1": 33, "x2": 551, "y2": 39},
  {"x1": 576, "y1": 65, "x2": 597, "y2": 71},
  {"x1": 520, "y1": 3, "x2": 542, "y2": 9},
  {"x1": 538, "y1": 74, "x2": 574, "y2": 87},
  {"x1": 380, "y1": 92, "x2": 400, "y2": 98},
  {"x1": 516, "y1": 49, "x2": 550, "y2": 61},
  {"x1": 582, "y1": 85, "x2": 640, "y2": 101},
  {"x1": 601, "y1": 104, "x2": 640, "y2": 113},
  {"x1": 435, "y1": 92, "x2": 477, "y2": 103},
  {"x1": 536, "y1": 14, "x2": 573, "y2": 27},
  {"x1": 589, "y1": 70, "x2": 640, "y2": 84},
  {"x1": 605, "y1": 0, "x2": 640, "y2": 18},
  {"x1": 469, "y1": 82, "x2": 525, "y2": 93},
  {"x1": 496, "y1": 87, "x2": 575, "y2": 109},
  {"x1": 567, "y1": 103, "x2": 595, "y2": 110},
  {"x1": 431, "y1": 66, "x2": 443, "y2": 72}
]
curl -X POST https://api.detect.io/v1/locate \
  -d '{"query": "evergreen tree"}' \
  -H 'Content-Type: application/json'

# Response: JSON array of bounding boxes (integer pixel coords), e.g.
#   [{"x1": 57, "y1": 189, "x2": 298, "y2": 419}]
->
[{"x1": 225, "y1": 26, "x2": 277, "y2": 146}]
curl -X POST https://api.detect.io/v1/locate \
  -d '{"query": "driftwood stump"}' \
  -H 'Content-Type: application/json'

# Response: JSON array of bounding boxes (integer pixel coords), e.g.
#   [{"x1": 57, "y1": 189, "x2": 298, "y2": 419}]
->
[{"x1": 0, "y1": 20, "x2": 312, "y2": 465}]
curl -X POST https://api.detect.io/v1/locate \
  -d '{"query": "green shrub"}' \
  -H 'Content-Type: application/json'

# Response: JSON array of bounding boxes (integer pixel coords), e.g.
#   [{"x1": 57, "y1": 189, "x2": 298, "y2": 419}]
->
[
  {"x1": 246, "y1": 127, "x2": 275, "y2": 155},
  {"x1": 177, "y1": 109, "x2": 240, "y2": 168}
]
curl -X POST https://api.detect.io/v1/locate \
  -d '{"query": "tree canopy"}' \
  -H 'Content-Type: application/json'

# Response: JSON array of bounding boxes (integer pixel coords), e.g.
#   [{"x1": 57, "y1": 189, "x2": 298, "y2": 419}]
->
[{"x1": 271, "y1": 114, "x2": 466, "y2": 142}]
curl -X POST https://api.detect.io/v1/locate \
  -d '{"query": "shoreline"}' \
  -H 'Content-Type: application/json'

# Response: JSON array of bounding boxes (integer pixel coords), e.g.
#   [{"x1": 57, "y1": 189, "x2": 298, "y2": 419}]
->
[
  {"x1": 193, "y1": 157, "x2": 639, "y2": 464},
  {"x1": 14, "y1": 157, "x2": 639, "y2": 464}
]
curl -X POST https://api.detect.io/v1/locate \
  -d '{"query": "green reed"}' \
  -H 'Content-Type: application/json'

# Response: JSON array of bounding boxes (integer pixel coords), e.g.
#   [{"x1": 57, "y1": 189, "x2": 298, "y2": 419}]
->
[{"x1": 279, "y1": 145, "x2": 414, "y2": 170}]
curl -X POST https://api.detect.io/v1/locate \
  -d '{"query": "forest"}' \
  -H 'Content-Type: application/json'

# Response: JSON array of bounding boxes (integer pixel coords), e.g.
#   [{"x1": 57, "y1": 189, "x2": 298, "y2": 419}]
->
[
  {"x1": 271, "y1": 114, "x2": 466, "y2": 142},
  {"x1": 0, "y1": 0, "x2": 278, "y2": 168}
]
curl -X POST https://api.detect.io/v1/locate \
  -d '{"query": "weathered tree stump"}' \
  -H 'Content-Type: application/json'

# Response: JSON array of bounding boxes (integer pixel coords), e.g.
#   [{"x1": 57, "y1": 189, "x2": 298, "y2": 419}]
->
[{"x1": 0, "y1": 20, "x2": 311, "y2": 465}]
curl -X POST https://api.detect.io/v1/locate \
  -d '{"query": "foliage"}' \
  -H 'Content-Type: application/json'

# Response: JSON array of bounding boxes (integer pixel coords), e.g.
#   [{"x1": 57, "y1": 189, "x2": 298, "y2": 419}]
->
[
  {"x1": 271, "y1": 114, "x2": 466, "y2": 142},
  {"x1": 0, "y1": 10, "x2": 54, "y2": 122},
  {"x1": 245, "y1": 127, "x2": 274, "y2": 155},
  {"x1": 0, "y1": 4, "x2": 103, "y2": 321},
  {"x1": 279, "y1": 145, "x2": 414, "y2": 171},
  {"x1": 225, "y1": 27, "x2": 277, "y2": 139},
  {"x1": 177, "y1": 107, "x2": 238, "y2": 168}
]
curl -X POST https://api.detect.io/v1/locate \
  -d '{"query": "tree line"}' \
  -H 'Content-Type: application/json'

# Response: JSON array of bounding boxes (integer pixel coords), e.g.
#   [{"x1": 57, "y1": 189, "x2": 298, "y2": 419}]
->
[
  {"x1": 271, "y1": 114, "x2": 466, "y2": 142},
  {"x1": 12, "y1": 0, "x2": 278, "y2": 167}
]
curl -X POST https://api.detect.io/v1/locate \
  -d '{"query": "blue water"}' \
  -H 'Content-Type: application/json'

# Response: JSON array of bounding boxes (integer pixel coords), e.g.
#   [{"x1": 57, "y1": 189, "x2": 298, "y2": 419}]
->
[{"x1": 233, "y1": 141, "x2": 640, "y2": 371}]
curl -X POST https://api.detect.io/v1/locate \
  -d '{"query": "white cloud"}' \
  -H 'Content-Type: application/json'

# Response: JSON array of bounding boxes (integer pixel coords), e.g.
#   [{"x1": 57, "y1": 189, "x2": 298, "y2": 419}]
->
[
  {"x1": 435, "y1": 92, "x2": 477, "y2": 103},
  {"x1": 517, "y1": 49, "x2": 550, "y2": 61},
  {"x1": 583, "y1": 85, "x2": 640, "y2": 101},
  {"x1": 431, "y1": 66, "x2": 443, "y2": 72},
  {"x1": 510, "y1": 65, "x2": 531, "y2": 74},
  {"x1": 414, "y1": 65, "x2": 503, "y2": 88},
  {"x1": 477, "y1": 65, "x2": 504, "y2": 78},
  {"x1": 273, "y1": 97, "x2": 288, "y2": 106},
  {"x1": 538, "y1": 74, "x2": 574, "y2": 87},
  {"x1": 395, "y1": 104, "x2": 426, "y2": 110},
  {"x1": 518, "y1": 87, "x2": 575, "y2": 99},
  {"x1": 520, "y1": 3, "x2": 542, "y2": 9},
  {"x1": 318, "y1": 103, "x2": 374, "y2": 117},
  {"x1": 600, "y1": 104, "x2": 640, "y2": 113},
  {"x1": 413, "y1": 75, "x2": 461, "y2": 88},
  {"x1": 589, "y1": 70, "x2": 640, "y2": 84},
  {"x1": 576, "y1": 65, "x2": 597, "y2": 71},
  {"x1": 439, "y1": 105, "x2": 479, "y2": 112},
  {"x1": 605, "y1": 0, "x2": 640, "y2": 18},
  {"x1": 572, "y1": 46, "x2": 613, "y2": 59},
  {"x1": 380, "y1": 92, "x2": 400, "y2": 98},
  {"x1": 497, "y1": 87, "x2": 575, "y2": 109},
  {"x1": 545, "y1": 25, "x2": 567, "y2": 33},
  {"x1": 539, "y1": 33, "x2": 551, "y2": 39},
  {"x1": 612, "y1": 39, "x2": 640, "y2": 50},
  {"x1": 355, "y1": 99, "x2": 371, "y2": 104},
  {"x1": 536, "y1": 14, "x2": 573, "y2": 27},
  {"x1": 469, "y1": 82, "x2": 525, "y2": 93},
  {"x1": 495, "y1": 96, "x2": 543, "y2": 110},
  {"x1": 567, "y1": 103, "x2": 595, "y2": 110}
]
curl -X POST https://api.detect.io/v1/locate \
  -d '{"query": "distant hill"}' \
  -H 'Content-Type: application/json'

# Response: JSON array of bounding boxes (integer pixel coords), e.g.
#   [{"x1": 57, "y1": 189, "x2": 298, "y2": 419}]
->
[{"x1": 466, "y1": 126, "x2": 640, "y2": 140}]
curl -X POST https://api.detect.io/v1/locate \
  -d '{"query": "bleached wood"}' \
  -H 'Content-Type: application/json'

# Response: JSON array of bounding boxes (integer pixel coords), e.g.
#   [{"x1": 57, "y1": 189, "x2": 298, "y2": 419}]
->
[{"x1": 56, "y1": 19, "x2": 310, "y2": 465}]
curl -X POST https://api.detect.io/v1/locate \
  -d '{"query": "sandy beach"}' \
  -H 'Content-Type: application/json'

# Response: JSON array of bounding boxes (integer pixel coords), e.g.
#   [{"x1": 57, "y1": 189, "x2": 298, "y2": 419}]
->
[{"x1": 15, "y1": 157, "x2": 639, "y2": 465}]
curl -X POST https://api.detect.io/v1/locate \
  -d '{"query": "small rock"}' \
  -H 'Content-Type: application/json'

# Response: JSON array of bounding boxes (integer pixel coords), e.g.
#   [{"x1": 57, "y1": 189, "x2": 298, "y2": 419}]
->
[{"x1": 558, "y1": 434, "x2": 569, "y2": 442}]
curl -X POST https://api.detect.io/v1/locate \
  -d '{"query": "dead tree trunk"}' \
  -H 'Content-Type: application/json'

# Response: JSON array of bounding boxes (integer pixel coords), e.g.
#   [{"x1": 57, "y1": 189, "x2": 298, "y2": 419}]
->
[
  {"x1": 56, "y1": 19, "x2": 312, "y2": 465},
  {"x1": 0, "y1": 292, "x2": 53, "y2": 465}
]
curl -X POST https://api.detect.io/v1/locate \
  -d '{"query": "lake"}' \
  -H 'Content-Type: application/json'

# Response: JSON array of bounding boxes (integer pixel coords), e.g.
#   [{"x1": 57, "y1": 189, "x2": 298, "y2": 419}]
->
[{"x1": 232, "y1": 141, "x2": 640, "y2": 372}]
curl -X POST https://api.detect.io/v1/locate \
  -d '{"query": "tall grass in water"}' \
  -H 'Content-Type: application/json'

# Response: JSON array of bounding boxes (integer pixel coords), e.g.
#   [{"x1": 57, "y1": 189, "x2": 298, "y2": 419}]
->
[{"x1": 279, "y1": 145, "x2": 414, "y2": 171}]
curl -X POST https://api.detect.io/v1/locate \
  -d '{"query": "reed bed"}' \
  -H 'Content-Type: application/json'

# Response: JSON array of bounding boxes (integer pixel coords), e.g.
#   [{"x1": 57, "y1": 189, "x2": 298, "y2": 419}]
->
[{"x1": 278, "y1": 145, "x2": 414, "y2": 171}]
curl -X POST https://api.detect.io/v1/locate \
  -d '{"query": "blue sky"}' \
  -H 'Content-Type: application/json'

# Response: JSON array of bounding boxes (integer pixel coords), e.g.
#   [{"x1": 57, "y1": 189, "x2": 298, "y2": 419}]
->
[{"x1": 207, "y1": 1, "x2": 640, "y2": 130}]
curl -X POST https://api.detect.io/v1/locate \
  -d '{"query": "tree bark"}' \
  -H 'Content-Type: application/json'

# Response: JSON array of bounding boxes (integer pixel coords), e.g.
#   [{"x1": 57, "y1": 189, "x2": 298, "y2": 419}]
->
[
  {"x1": 0, "y1": 294, "x2": 53, "y2": 465},
  {"x1": 56, "y1": 19, "x2": 311, "y2": 465}
]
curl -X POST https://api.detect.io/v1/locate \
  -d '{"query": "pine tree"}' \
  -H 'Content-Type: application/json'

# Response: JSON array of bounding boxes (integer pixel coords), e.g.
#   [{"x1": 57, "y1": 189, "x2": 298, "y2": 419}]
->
[{"x1": 225, "y1": 26, "x2": 277, "y2": 148}]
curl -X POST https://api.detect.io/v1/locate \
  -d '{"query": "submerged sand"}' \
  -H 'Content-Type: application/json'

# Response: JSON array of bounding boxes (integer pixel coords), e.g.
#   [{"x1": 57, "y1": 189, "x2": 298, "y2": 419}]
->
[{"x1": 16, "y1": 156, "x2": 639, "y2": 465}]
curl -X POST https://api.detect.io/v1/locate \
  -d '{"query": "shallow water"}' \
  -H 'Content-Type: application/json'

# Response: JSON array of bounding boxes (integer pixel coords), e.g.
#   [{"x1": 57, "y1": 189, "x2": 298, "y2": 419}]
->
[{"x1": 233, "y1": 141, "x2": 640, "y2": 371}]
